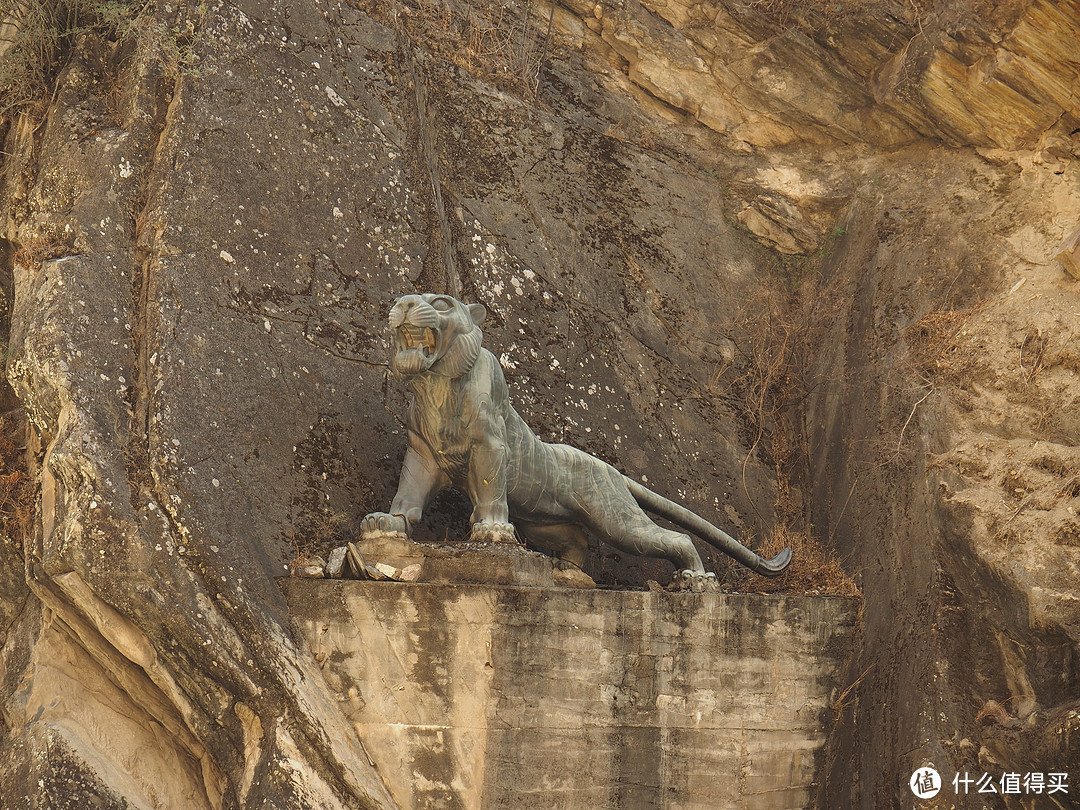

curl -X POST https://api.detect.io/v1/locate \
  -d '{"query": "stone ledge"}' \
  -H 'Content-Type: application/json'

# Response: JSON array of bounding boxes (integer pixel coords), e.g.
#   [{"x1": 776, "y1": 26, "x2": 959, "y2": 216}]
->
[
  {"x1": 282, "y1": 580, "x2": 859, "y2": 810},
  {"x1": 345, "y1": 533, "x2": 559, "y2": 587}
]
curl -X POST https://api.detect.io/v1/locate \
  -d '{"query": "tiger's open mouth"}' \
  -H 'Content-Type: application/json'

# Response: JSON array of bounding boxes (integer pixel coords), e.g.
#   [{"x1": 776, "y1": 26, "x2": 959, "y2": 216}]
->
[
  {"x1": 397, "y1": 324, "x2": 437, "y2": 357},
  {"x1": 392, "y1": 323, "x2": 441, "y2": 378}
]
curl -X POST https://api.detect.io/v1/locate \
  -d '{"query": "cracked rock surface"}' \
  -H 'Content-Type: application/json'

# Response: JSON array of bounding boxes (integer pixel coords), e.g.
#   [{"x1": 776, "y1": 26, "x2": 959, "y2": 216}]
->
[{"x1": 0, "y1": 0, "x2": 1078, "y2": 806}]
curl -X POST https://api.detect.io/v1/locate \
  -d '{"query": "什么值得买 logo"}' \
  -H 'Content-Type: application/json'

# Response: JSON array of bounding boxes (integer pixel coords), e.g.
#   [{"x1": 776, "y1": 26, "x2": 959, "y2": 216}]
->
[{"x1": 910, "y1": 767, "x2": 941, "y2": 799}]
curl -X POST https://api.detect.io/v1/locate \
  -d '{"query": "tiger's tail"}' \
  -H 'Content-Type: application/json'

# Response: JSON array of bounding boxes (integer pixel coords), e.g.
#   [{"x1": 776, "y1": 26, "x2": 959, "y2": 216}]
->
[{"x1": 624, "y1": 477, "x2": 792, "y2": 577}]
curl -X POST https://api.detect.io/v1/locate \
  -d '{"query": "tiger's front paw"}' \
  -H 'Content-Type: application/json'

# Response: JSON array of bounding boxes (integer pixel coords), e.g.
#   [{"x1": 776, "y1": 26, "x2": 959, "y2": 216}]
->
[
  {"x1": 361, "y1": 512, "x2": 408, "y2": 538},
  {"x1": 670, "y1": 570, "x2": 719, "y2": 593},
  {"x1": 470, "y1": 521, "x2": 517, "y2": 544}
]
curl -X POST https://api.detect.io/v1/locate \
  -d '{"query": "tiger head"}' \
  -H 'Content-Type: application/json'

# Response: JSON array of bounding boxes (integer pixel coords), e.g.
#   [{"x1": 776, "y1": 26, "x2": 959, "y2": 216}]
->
[{"x1": 388, "y1": 293, "x2": 487, "y2": 380}]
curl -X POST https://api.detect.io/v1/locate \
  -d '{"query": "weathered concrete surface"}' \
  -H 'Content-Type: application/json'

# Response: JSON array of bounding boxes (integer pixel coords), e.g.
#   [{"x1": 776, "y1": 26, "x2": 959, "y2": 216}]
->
[{"x1": 283, "y1": 579, "x2": 859, "y2": 810}]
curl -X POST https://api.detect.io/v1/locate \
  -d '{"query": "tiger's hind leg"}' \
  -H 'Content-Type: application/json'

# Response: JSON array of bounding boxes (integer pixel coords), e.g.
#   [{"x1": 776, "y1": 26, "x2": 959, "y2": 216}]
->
[
  {"x1": 600, "y1": 516, "x2": 719, "y2": 591},
  {"x1": 589, "y1": 510, "x2": 705, "y2": 574},
  {"x1": 575, "y1": 465, "x2": 715, "y2": 588}
]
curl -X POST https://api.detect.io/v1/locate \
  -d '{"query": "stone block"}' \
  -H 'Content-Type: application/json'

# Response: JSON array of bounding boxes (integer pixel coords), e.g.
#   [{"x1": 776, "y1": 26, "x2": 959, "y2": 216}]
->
[
  {"x1": 283, "y1": 580, "x2": 859, "y2": 809},
  {"x1": 345, "y1": 534, "x2": 556, "y2": 587}
]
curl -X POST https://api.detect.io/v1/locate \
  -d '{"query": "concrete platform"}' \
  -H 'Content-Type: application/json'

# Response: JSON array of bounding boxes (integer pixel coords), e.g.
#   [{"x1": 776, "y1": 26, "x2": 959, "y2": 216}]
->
[{"x1": 283, "y1": 579, "x2": 859, "y2": 810}]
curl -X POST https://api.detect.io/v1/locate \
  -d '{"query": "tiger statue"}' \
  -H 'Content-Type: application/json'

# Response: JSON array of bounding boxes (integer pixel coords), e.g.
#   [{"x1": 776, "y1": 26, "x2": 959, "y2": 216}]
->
[{"x1": 361, "y1": 293, "x2": 791, "y2": 587}]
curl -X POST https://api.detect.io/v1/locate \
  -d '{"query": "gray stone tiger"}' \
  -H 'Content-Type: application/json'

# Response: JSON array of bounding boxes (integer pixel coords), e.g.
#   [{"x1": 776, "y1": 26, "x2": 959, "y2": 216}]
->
[{"x1": 361, "y1": 293, "x2": 791, "y2": 584}]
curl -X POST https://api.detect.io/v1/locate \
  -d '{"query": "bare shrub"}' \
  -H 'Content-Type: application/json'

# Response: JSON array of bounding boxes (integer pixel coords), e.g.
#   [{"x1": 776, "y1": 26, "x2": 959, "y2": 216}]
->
[
  {"x1": 290, "y1": 508, "x2": 350, "y2": 565},
  {"x1": 0, "y1": 0, "x2": 204, "y2": 123},
  {"x1": 0, "y1": 411, "x2": 34, "y2": 549},
  {"x1": 720, "y1": 245, "x2": 858, "y2": 596},
  {"x1": 12, "y1": 234, "x2": 68, "y2": 266},
  {"x1": 401, "y1": 0, "x2": 555, "y2": 98},
  {"x1": 1, "y1": 0, "x2": 136, "y2": 118},
  {"x1": 729, "y1": 255, "x2": 843, "y2": 517},
  {"x1": 740, "y1": 0, "x2": 934, "y2": 34},
  {"x1": 904, "y1": 305, "x2": 984, "y2": 383},
  {"x1": 734, "y1": 523, "x2": 860, "y2": 596}
]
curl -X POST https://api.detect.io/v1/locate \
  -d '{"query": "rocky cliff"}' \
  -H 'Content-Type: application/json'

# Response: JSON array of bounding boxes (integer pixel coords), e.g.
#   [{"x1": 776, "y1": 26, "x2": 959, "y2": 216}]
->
[{"x1": 0, "y1": 0, "x2": 1078, "y2": 807}]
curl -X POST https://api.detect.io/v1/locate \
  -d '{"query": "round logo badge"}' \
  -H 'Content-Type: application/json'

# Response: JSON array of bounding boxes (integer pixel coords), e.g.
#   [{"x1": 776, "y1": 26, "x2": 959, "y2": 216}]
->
[{"x1": 910, "y1": 767, "x2": 942, "y2": 799}]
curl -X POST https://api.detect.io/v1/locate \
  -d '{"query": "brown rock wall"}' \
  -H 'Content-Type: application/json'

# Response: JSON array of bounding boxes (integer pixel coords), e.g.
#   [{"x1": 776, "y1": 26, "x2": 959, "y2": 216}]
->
[{"x1": 0, "y1": 0, "x2": 1078, "y2": 806}]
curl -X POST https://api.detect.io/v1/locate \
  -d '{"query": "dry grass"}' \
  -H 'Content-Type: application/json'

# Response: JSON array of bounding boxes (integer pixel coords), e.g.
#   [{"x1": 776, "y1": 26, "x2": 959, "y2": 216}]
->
[
  {"x1": 746, "y1": 0, "x2": 934, "y2": 33},
  {"x1": 743, "y1": 0, "x2": 871, "y2": 33},
  {"x1": 904, "y1": 305, "x2": 984, "y2": 383},
  {"x1": 727, "y1": 258, "x2": 842, "y2": 505},
  {"x1": 718, "y1": 245, "x2": 860, "y2": 597},
  {"x1": 0, "y1": 0, "x2": 203, "y2": 125},
  {"x1": 290, "y1": 508, "x2": 350, "y2": 565},
  {"x1": 1, "y1": 0, "x2": 137, "y2": 118},
  {"x1": 730, "y1": 281, "x2": 833, "y2": 516},
  {"x1": 1, "y1": 0, "x2": 62, "y2": 118},
  {"x1": 728, "y1": 524, "x2": 860, "y2": 596},
  {"x1": 0, "y1": 411, "x2": 34, "y2": 549},
  {"x1": 831, "y1": 662, "x2": 874, "y2": 719},
  {"x1": 400, "y1": 0, "x2": 555, "y2": 98},
  {"x1": 12, "y1": 234, "x2": 69, "y2": 267}
]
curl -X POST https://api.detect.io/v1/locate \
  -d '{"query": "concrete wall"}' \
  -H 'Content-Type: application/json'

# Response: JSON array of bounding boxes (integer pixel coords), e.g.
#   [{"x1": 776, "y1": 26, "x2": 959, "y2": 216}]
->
[{"x1": 282, "y1": 581, "x2": 858, "y2": 810}]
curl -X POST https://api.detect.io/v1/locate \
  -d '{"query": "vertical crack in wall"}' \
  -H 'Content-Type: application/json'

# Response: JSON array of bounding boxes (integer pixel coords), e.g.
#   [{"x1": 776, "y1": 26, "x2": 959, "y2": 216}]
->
[
  {"x1": 121, "y1": 20, "x2": 227, "y2": 573},
  {"x1": 394, "y1": 12, "x2": 463, "y2": 299},
  {"x1": 129, "y1": 72, "x2": 181, "y2": 520}
]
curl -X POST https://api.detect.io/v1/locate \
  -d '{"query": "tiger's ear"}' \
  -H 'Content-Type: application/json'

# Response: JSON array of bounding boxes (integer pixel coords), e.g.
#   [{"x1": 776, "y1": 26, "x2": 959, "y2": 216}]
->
[{"x1": 468, "y1": 303, "x2": 487, "y2": 325}]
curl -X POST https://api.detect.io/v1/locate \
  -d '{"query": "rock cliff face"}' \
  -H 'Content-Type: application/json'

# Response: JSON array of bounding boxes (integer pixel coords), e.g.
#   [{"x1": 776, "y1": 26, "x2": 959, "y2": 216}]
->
[{"x1": 0, "y1": 0, "x2": 1078, "y2": 807}]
